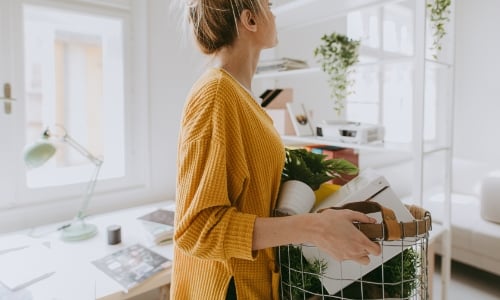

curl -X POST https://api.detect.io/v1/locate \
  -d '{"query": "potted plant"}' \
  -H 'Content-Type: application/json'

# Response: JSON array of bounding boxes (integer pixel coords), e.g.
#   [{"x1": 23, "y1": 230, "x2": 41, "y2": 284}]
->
[
  {"x1": 276, "y1": 148, "x2": 358, "y2": 215},
  {"x1": 279, "y1": 244, "x2": 327, "y2": 300},
  {"x1": 427, "y1": 0, "x2": 452, "y2": 60},
  {"x1": 313, "y1": 33, "x2": 360, "y2": 116},
  {"x1": 335, "y1": 248, "x2": 421, "y2": 299},
  {"x1": 280, "y1": 244, "x2": 421, "y2": 300}
]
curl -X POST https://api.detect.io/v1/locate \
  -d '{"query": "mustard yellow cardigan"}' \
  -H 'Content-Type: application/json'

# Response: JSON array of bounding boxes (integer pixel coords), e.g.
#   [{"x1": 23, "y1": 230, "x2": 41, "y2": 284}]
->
[{"x1": 171, "y1": 68, "x2": 285, "y2": 299}]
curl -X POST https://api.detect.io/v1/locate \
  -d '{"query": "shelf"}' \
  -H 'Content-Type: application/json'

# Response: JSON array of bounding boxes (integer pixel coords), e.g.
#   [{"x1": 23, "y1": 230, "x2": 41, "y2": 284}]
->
[
  {"x1": 281, "y1": 135, "x2": 451, "y2": 154},
  {"x1": 425, "y1": 58, "x2": 454, "y2": 70},
  {"x1": 254, "y1": 67, "x2": 321, "y2": 79},
  {"x1": 253, "y1": 57, "x2": 408, "y2": 80},
  {"x1": 253, "y1": 53, "x2": 449, "y2": 80},
  {"x1": 270, "y1": 2, "x2": 455, "y2": 298},
  {"x1": 274, "y1": 0, "x2": 405, "y2": 30},
  {"x1": 282, "y1": 135, "x2": 404, "y2": 152}
]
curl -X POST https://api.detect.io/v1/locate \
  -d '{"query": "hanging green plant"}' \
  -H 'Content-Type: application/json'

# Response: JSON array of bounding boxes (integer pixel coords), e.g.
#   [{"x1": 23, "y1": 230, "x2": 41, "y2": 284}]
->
[
  {"x1": 427, "y1": 0, "x2": 452, "y2": 59},
  {"x1": 313, "y1": 33, "x2": 360, "y2": 116}
]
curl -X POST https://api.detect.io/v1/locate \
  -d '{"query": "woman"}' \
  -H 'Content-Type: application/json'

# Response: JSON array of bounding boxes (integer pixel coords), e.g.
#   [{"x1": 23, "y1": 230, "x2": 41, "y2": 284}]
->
[{"x1": 172, "y1": 0, "x2": 381, "y2": 299}]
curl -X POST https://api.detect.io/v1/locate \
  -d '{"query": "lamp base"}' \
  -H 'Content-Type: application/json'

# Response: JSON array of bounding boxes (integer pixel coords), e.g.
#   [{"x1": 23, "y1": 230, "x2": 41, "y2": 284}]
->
[{"x1": 61, "y1": 221, "x2": 98, "y2": 241}]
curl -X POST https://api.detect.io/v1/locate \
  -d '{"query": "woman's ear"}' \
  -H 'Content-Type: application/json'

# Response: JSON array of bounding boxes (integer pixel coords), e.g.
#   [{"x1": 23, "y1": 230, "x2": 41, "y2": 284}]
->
[{"x1": 240, "y1": 9, "x2": 258, "y2": 32}]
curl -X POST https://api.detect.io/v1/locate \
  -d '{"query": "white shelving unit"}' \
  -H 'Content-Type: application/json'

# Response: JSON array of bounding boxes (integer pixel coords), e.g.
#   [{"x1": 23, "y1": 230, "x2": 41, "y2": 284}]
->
[
  {"x1": 260, "y1": 0, "x2": 455, "y2": 299},
  {"x1": 273, "y1": 0, "x2": 405, "y2": 30}
]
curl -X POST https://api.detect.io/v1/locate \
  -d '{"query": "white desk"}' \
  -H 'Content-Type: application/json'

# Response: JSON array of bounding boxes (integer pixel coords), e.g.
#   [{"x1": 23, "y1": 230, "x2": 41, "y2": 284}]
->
[{"x1": 0, "y1": 202, "x2": 174, "y2": 300}]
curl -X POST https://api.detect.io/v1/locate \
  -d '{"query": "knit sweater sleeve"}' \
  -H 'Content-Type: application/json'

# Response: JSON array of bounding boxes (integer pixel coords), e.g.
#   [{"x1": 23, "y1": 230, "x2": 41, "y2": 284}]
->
[{"x1": 174, "y1": 73, "x2": 258, "y2": 262}]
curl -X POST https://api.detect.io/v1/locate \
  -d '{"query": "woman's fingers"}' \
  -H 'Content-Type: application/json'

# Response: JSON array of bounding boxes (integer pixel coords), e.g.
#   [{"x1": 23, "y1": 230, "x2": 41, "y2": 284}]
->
[
  {"x1": 353, "y1": 255, "x2": 371, "y2": 265},
  {"x1": 365, "y1": 241, "x2": 381, "y2": 256},
  {"x1": 342, "y1": 209, "x2": 382, "y2": 256},
  {"x1": 315, "y1": 208, "x2": 382, "y2": 263},
  {"x1": 346, "y1": 210, "x2": 378, "y2": 224}
]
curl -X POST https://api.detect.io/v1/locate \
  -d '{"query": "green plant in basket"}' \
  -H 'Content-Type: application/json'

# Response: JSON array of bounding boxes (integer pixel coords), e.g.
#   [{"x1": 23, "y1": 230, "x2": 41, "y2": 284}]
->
[
  {"x1": 279, "y1": 245, "x2": 327, "y2": 299},
  {"x1": 278, "y1": 148, "x2": 359, "y2": 298},
  {"x1": 336, "y1": 248, "x2": 421, "y2": 299},
  {"x1": 281, "y1": 148, "x2": 358, "y2": 191}
]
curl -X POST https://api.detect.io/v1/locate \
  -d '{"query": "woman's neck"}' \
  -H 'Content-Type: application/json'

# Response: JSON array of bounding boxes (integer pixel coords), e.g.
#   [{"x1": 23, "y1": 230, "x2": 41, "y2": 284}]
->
[{"x1": 214, "y1": 45, "x2": 260, "y2": 91}]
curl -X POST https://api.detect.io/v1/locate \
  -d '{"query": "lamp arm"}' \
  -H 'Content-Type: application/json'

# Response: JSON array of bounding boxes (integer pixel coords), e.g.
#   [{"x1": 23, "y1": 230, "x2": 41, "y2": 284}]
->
[
  {"x1": 76, "y1": 161, "x2": 102, "y2": 220},
  {"x1": 63, "y1": 134, "x2": 103, "y2": 166},
  {"x1": 62, "y1": 133, "x2": 103, "y2": 221}
]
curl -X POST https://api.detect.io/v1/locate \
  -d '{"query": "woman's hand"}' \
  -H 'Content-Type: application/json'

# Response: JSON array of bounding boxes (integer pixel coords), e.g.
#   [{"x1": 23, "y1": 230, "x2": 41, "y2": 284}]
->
[
  {"x1": 253, "y1": 209, "x2": 381, "y2": 265},
  {"x1": 309, "y1": 209, "x2": 381, "y2": 265}
]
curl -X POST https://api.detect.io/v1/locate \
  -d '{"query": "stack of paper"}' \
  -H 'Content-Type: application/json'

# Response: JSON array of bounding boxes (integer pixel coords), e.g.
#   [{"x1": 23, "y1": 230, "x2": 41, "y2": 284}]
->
[{"x1": 0, "y1": 244, "x2": 55, "y2": 291}]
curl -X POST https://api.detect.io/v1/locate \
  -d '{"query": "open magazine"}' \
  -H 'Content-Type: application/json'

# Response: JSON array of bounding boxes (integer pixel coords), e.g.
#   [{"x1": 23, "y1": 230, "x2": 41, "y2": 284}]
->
[{"x1": 92, "y1": 243, "x2": 171, "y2": 292}]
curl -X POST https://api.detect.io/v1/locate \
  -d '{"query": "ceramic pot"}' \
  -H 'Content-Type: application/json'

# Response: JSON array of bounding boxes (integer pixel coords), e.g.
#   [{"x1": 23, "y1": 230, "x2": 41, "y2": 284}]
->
[{"x1": 276, "y1": 180, "x2": 315, "y2": 215}]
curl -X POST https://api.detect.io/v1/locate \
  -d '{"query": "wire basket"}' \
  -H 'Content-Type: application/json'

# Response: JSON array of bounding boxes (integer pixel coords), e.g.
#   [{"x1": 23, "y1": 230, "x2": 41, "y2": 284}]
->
[{"x1": 276, "y1": 202, "x2": 432, "y2": 300}]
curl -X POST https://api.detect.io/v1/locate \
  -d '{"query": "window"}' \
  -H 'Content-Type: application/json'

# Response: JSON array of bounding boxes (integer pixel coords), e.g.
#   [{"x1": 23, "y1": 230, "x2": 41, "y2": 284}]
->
[
  {"x1": 0, "y1": 0, "x2": 149, "y2": 209},
  {"x1": 24, "y1": 4, "x2": 126, "y2": 188}
]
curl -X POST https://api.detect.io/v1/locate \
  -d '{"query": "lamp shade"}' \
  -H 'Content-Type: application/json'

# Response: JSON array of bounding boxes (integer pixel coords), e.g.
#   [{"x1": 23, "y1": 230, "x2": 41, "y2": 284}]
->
[{"x1": 23, "y1": 140, "x2": 56, "y2": 169}]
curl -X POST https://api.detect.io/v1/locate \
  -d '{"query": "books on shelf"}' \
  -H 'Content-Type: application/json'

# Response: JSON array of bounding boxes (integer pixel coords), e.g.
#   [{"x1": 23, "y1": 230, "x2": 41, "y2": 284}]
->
[
  {"x1": 92, "y1": 243, "x2": 171, "y2": 293},
  {"x1": 256, "y1": 57, "x2": 308, "y2": 73},
  {"x1": 137, "y1": 209, "x2": 175, "y2": 245}
]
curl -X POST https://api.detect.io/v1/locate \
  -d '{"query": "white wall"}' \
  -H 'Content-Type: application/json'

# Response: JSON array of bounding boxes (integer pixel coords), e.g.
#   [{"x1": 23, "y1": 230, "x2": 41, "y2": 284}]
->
[
  {"x1": 147, "y1": 0, "x2": 204, "y2": 200},
  {"x1": 453, "y1": 0, "x2": 500, "y2": 167},
  {"x1": 449, "y1": 0, "x2": 500, "y2": 195}
]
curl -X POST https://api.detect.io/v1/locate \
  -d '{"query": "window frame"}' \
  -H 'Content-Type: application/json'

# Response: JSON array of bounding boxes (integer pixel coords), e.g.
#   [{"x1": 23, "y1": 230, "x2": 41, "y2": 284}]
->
[{"x1": 1, "y1": 0, "x2": 150, "y2": 210}]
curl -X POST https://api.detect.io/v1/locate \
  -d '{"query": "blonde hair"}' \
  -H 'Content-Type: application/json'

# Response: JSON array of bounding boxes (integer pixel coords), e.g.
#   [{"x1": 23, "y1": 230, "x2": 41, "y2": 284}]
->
[{"x1": 183, "y1": 0, "x2": 267, "y2": 54}]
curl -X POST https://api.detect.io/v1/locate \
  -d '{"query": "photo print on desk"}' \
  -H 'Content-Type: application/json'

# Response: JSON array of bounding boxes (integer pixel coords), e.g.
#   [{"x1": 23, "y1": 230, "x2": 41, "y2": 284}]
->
[{"x1": 286, "y1": 102, "x2": 314, "y2": 136}]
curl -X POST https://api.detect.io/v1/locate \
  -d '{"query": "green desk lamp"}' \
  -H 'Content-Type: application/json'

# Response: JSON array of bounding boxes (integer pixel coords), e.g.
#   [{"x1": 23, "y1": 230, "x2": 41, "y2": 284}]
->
[{"x1": 24, "y1": 126, "x2": 103, "y2": 241}]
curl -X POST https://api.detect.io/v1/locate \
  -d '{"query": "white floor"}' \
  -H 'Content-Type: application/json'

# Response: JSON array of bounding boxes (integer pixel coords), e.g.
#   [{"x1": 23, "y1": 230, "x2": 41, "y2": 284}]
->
[{"x1": 433, "y1": 256, "x2": 500, "y2": 300}]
